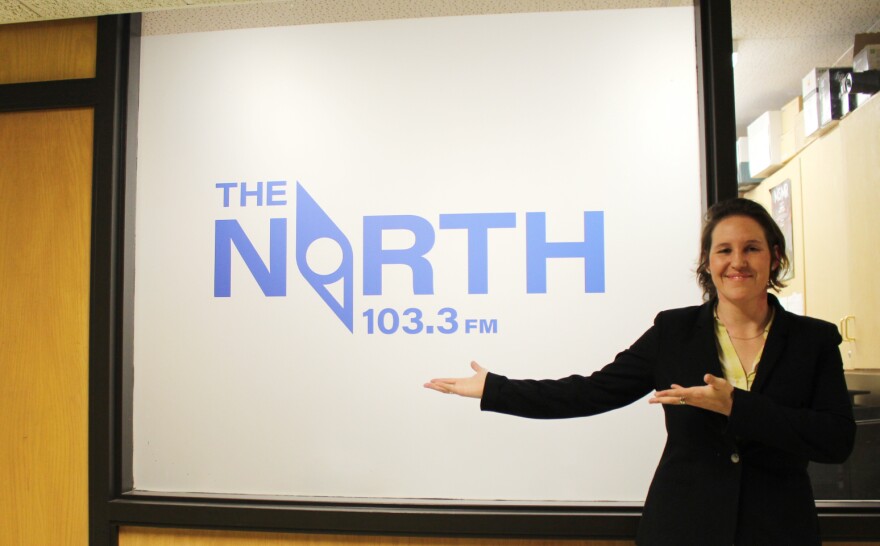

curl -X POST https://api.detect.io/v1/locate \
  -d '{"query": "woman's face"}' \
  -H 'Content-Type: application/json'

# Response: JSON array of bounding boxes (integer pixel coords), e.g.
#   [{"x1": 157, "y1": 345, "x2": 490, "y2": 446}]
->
[{"x1": 708, "y1": 215, "x2": 777, "y2": 306}]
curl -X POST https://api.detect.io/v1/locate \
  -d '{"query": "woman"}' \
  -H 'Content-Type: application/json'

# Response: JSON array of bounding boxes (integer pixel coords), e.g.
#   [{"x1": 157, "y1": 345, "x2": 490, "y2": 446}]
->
[{"x1": 425, "y1": 198, "x2": 855, "y2": 545}]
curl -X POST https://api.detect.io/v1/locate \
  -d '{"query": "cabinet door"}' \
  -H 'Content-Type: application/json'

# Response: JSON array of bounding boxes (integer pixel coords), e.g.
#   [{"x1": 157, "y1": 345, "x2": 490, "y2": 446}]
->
[
  {"x1": 799, "y1": 127, "x2": 856, "y2": 368},
  {"x1": 840, "y1": 96, "x2": 880, "y2": 369}
]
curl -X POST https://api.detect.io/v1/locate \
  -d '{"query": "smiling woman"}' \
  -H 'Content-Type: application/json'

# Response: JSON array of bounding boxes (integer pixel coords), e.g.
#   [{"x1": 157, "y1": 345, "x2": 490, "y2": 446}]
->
[
  {"x1": 427, "y1": 197, "x2": 856, "y2": 545},
  {"x1": 699, "y1": 200, "x2": 787, "y2": 378},
  {"x1": 699, "y1": 199, "x2": 788, "y2": 390},
  {"x1": 709, "y1": 216, "x2": 776, "y2": 305},
  {"x1": 697, "y1": 198, "x2": 790, "y2": 304}
]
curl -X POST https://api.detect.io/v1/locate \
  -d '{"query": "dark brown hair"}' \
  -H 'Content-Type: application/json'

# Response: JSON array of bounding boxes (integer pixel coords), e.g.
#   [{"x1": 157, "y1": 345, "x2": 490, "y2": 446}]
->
[{"x1": 696, "y1": 198, "x2": 789, "y2": 301}]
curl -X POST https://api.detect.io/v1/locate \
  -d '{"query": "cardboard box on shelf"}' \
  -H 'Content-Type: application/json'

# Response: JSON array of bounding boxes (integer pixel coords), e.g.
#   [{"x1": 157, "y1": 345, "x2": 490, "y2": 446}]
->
[
  {"x1": 736, "y1": 135, "x2": 749, "y2": 163},
  {"x1": 853, "y1": 33, "x2": 880, "y2": 60},
  {"x1": 781, "y1": 96, "x2": 802, "y2": 134},
  {"x1": 803, "y1": 67, "x2": 827, "y2": 97},
  {"x1": 780, "y1": 131, "x2": 796, "y2": 162},
  {"x1": 854, "y1": 45, "x2": 880, "y2": 72},
  {"x1": 802, "y1": 67, "x2": 829, "y2": 139},
  {"x1": 803, "y1": 91, "x2": 821, "y2": 138},
  {"x1": 794, "y1": 110, "x2": 808, "y2": 151},
  {"x1": 736, "y1": 136, "x2": 762, "y2": 190}
]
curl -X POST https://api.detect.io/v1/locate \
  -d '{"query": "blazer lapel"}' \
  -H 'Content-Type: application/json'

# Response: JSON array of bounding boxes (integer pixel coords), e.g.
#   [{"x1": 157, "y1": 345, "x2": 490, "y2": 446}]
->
[
  {"x1": 751, "y1": 294, "x2": 790, "y2": 393},
  {"x1": 689, "y1": 301, "x2": 724, "y2": 381}
]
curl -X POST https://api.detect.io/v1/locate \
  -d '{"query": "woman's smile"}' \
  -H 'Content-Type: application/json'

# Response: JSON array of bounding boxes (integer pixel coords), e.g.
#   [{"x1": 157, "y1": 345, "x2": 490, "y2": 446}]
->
[{"x1": 708, "y1": 215, "x2": 776, "y2": 305}]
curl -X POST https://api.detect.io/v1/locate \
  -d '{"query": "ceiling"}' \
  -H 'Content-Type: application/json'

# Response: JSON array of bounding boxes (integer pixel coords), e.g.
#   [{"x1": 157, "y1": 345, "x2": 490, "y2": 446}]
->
[{"x1": 2, "y1": 0, "x2": 879, "y2": 135}]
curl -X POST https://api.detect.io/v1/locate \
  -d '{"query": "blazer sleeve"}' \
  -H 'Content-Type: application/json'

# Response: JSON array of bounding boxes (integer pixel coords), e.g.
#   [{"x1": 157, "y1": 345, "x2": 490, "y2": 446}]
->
[
  {"x1": 480, "y1": 318, "x2": 659, "y2": 419},
  {"x1": 726, "y1": 322, "x2": 856, "y2": 464}
]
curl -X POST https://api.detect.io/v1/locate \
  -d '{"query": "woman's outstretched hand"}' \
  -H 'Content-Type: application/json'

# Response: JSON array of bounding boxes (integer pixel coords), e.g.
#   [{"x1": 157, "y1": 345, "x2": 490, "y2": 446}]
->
[
  {"x1": 424, "y1": 361, "x2": 488, "y2": 399},
  {"x1": 649, "y1": 374, "x2": 734, "y2": 416}
]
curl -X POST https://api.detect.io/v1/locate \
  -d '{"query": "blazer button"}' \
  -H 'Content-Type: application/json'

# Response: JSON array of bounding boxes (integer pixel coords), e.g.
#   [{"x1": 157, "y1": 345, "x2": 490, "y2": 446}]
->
[{"x1": 730, "y1": 453, "x2": 740, "y2": 464}]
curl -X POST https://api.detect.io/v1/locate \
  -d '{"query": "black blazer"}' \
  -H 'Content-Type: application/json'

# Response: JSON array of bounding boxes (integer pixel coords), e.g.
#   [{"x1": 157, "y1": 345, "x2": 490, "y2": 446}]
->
[{"x1": 481, "y1": 295, "x2": 855, "y2": 546}]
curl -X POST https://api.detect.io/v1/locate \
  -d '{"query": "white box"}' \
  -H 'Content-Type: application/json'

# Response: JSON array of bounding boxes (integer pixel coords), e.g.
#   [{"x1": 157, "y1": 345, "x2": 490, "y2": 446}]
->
[
  {"x1": 854, "y1": 45, "x2": 880, "y2": 72},
  {"x1": 802, "y1": 67, "x2": 831, "y2": 139},
  {"x1": 736, "y1": 136, "x2": 760, "y2": 187},
  {"x1": 747, "y1": 111, "x2": 783, "y2": 179},
  {"x1": 802, "y1": 67, "x2": 829, "y2": 96},
  {"x1": 803, "y1": 92, "x2": 821, "y2": 139},
  {"x1": 736, "y1": 136, "x2": 749, "y2": 163}
]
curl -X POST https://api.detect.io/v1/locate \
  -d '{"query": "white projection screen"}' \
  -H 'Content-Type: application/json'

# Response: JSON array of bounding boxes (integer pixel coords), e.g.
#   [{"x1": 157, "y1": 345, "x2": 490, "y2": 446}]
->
[{"x1": 133, "y1": 7, "x2": 703, "y2": 503}]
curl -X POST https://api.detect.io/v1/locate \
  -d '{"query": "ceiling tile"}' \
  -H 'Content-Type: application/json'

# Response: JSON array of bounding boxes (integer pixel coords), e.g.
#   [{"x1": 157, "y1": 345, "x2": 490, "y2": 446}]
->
[
  {"x1": 15, "y1": 0, "x2": 190, "y2": 21},
  {"x1": 732, "y1": 0, "x2": 880, "y2": 39},
  {"x1": 0, "y1": 1, "x2": 41, "y2": 23},
  {"x1": 142, "y1": 0, "x2": 690, "y2": 36},
  {"x1": 18, "y1": 0, "x2": 90, "y2": 20}
]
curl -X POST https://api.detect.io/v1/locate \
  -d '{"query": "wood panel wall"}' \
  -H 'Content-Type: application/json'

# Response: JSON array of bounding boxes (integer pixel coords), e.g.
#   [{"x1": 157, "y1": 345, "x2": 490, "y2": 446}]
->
[
  {"x1": 0, "y1": 18, "x2": 96, "y2": 84},
  {"x1": 115, "y1": 526, "x2": 880, "y2": 546},
  {"x1": 118, "y1": 527, "x2": 632, "y2": 546},
  {"x1": 0, "y1": 16, "x2": 97, "y2": 546},
  {"x1": 0, "y1": 107, "x2": 93, "y2": 544}
]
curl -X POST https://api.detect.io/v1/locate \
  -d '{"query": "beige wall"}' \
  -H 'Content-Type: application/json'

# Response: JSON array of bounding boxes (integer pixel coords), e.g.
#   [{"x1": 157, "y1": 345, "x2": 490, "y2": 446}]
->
[{"x1": 745, "y1": 94, "x2": 880, "y2": 371}]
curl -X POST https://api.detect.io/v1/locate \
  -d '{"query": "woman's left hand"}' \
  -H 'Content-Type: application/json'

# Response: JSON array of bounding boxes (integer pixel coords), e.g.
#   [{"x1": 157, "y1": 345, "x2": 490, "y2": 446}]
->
[{"x1": 649, "y1": 374, "x2": 734, "y2": 416}]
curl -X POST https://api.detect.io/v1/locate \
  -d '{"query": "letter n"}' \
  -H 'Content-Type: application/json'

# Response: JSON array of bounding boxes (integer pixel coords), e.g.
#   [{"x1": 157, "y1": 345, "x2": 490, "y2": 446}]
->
[{"x1": 214, "y1": 219, "x2": 287, "y2": 297}]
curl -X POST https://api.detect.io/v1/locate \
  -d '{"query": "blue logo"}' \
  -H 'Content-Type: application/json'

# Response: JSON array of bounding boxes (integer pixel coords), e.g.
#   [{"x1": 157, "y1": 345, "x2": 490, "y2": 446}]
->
[
  {"x1": 295, "y1": 183, "x2": 354, "y2": 331},
  {"x1": 212, "y1": 181, "x2": 605, "y2": 333}
]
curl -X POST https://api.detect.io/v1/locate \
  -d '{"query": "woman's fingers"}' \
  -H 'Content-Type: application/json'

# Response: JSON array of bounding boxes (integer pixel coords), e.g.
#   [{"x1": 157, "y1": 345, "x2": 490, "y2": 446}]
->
[
  {"x1": 424, "y1": 374, "x2": 465, "y2": 395},
  {"x1": 648, "y1": 393, "x2": 687, "y2": 405},
  {"x1": 704, "y1": 373, "x2": 728, "y2": 390},
  {"x1": 424, "y1": 380, "x2": 456, "y2": 393},
  {"x1": 649, "y1": 378, "x2": 733, "y2": 416},
  {"x1": 425, "y1": 362, "x2": 489, "y2": 399}
]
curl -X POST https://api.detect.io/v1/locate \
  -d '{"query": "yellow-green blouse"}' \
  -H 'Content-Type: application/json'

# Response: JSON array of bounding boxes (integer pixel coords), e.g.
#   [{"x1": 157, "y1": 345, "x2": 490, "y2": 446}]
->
[{"x1": 714, "y1": 308, "x2": 775, "y2": 391}]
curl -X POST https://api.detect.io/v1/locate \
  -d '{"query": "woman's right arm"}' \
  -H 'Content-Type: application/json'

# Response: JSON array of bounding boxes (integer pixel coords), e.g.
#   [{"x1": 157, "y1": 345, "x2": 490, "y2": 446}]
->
[{"x1": 426, "y1": 322, "x2": 659, "y2": 420}]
